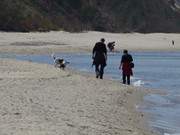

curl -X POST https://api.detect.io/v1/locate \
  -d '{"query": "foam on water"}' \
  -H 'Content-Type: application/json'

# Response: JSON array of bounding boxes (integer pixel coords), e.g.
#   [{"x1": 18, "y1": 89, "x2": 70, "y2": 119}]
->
[{"x1": 133, "y1": 80, "x2": 145, "y2": 87}]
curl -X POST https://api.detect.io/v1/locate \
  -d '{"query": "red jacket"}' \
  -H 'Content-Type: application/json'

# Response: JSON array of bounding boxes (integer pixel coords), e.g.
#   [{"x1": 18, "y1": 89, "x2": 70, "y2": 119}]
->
[
  {"x1": 122, "y1": 62, "x2": 133, "y2": 76},
  {"x1": 121, "y1": 54, "x2": 133, "y2": 76}
]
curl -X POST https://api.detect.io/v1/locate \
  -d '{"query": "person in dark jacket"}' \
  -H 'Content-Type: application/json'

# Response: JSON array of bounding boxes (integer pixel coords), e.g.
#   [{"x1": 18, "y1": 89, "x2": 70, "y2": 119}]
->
[
  {"x1": 107, "y1": 41, "x2": 115, "y2": 52},
  {"x1": 92, "y1": 38, "x2": 107, "y2": 79},
  {"x1": 119, "y1": 49, "x2": 133, "y2": 85}
]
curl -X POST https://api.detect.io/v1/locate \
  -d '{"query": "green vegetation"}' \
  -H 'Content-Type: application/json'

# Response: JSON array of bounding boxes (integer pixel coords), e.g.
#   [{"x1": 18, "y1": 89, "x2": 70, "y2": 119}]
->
[{"x1": 0, "y1": 0, "x2": 180, "y2": 32}]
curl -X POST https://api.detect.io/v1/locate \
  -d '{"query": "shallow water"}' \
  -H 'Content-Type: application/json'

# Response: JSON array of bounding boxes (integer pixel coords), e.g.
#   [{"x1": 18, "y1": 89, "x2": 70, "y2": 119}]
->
[{"x1": 1, "y1": 52, "x2": 180, "y2": 135}]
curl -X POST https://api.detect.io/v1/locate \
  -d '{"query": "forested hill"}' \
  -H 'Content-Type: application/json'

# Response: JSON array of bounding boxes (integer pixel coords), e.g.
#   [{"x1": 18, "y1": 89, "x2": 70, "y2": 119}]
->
[{"x1": 0, "y1": 0, "x2": 180, "y2": 33}]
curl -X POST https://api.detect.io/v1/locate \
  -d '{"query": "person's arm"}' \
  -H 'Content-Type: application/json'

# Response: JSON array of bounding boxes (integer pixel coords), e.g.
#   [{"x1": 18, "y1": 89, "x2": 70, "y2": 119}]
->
[
  {"x1": 119, "y1": 62, "x2": 123, "y2": 70},
  {"x1": 92, "y1": 44, "x2": 97, "y2": 59},
  {"x1": 103, "y1": 44, "x2": 107, "y2": 61},
  {"x1": 129, "y1": 54, "x2": 133, "y2": 62},
  {"x1": 105, "y1": 45, "x2": 107, "y2": 60},
  {"x1": 119, "y1": 63, "x2": 122, "y2": 70},
  {"x1": 119, "y1": 56, "x2": 123, "y2": 69},
  {"x1": 104, "y1": 53, "x2": 107, "y2": 61}
]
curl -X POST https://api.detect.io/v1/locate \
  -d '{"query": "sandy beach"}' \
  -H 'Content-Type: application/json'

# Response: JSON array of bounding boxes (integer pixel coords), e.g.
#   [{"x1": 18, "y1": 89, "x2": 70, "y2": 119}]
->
[
  {"x1": 0, "y1": 31, "x2": 179, "y2": 54},
  {"x1": 0, "y1": 31, "x2": 179, "y2": 135},
  {"x1": 0, "y1": 58, "x2": 155, "y2": 135}
]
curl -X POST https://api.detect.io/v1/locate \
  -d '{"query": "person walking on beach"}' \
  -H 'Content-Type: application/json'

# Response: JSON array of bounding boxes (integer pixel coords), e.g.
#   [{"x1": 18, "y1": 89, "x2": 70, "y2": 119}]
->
[
  {"x1": 119, "y1": 50, "x2": 133, "y2": 85},
  {"x1": 92, "y1": 38, "x2": 107, "y2": 79}
]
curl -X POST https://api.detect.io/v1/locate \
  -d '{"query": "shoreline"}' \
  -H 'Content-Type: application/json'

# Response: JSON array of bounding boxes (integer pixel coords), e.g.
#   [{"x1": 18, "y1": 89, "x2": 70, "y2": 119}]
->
[
  {"x1": 1, "y1": 31, "x2": 179, "y2": 134},
  {"x1": 0, "y1": 58, "x2": 156, "y2": 135}
]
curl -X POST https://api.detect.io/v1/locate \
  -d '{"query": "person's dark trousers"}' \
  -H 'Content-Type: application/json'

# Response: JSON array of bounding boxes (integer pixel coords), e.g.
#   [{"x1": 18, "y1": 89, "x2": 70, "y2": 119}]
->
[
  {"x1": 95, "y1": 64, "x2": 105, "y2": 79},
  {"x1": 122, "y1": 73, "x2": 130, "y2": 85}
]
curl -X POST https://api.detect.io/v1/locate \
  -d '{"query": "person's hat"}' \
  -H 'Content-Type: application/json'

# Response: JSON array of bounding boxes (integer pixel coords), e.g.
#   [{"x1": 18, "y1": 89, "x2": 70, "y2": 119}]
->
[
  {"x1": 123, "y1": 49, "x2": 128, "y2": 54},
  {"x1": 101, "y1": 38, "x2": 105, "y2": 42}
]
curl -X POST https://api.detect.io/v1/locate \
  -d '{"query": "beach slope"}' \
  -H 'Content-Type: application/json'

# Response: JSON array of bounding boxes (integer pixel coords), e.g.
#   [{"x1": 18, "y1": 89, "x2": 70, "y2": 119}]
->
[{"x1": 0, "y1": 58, "x2": 154, "y2": 135}]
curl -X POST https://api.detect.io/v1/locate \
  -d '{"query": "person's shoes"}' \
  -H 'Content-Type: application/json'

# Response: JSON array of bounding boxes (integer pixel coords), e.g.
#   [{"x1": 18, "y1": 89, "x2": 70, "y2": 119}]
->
[{"x1": 96, "y1": 71, "x2": 100, "y2": 78}]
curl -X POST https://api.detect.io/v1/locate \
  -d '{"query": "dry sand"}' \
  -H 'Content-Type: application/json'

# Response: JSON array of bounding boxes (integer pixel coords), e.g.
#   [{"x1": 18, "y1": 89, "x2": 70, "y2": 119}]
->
[
  {"x1": 0, "y1": 31, "x2": 179, "y2": 54},
  {"x1": 0, "y1": 31, "x2": 179, "y2": 135},
  {"x1": 0, "y1": 58, "x2": 154, "y2": 135}
]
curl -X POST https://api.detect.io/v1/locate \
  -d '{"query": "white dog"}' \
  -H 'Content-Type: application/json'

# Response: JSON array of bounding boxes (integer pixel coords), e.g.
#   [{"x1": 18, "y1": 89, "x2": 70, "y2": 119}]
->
[{"x1": 51, "y1": 54, "x2": 69, "y2": 70}]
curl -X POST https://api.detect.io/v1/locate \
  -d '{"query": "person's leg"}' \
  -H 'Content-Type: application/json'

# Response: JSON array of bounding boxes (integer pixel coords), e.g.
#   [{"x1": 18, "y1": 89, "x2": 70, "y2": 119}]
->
[
  {"x1": 127, "y1": 75, "x2": 130, "y2": 85},
  {"x1": 100, "y1": 64, "x2": 105, "y2": 79},
  {"x1": 95, "y1": 64, "x2": 100, "y2": 78},
  {"x1": 122, "y1": 73, "x2": 126, "y2": 84}
]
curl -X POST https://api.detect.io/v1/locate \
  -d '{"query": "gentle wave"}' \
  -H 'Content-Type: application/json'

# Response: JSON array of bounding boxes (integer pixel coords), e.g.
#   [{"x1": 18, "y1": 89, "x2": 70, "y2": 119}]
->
[
  {"x1": 164, "y1": 133, "x2": 180, "y2": 135},
  {"x1": 133, "y1": 80, "x2": 145, "y2": 87}
]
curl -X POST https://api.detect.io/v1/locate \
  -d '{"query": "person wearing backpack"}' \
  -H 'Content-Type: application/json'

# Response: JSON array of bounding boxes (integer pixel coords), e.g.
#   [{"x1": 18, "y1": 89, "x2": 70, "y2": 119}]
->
[{"x1": 119, "y1": 49, "x2": 134, "y2": 85}]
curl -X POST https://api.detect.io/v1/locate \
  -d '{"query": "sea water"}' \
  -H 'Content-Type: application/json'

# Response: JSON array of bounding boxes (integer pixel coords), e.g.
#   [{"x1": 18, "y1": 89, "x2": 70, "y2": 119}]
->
[{"x1": 1, "y1": 52, "x2": 180, "y2": 135}]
